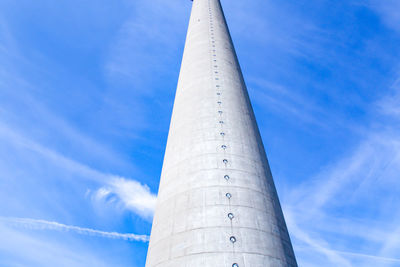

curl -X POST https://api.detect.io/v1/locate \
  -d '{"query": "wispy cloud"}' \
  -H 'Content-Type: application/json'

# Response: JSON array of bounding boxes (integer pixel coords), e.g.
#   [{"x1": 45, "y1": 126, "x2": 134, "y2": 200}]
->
[
  {"x1": 104, "y1": 0, "x2": 186, "y2": 88},
  {"x1": 336, "y1": 249, "x2": 400, "y2": 263},
  {"x1": 368, "y1": 0, "x2": 400, "y2": 32},
  {"x1": 0, "y1": 217, "x2": 149, "y2": 242},
  {"x1": 283, "y1": 79, "x2": 400, "y2": 266},
  {"x1": 285, "y1": 136, "x2": 400, "y2": 265},
  {"x1": 377, "y1": 77, "x2": 400, "y2": 117},
  {"x1": 285, "y1": 211, "x2": 353, "y2": 267},
  {"x1": 248, "y1": 78, "x2": 332, "y2": 128}
]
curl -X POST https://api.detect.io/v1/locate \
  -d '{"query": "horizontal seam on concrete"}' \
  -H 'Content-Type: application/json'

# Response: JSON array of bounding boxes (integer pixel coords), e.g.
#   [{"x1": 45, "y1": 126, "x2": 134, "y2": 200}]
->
[
  {"x1": 157, "y1": 184, "x2": 274, "y2": 203},
  {"x1": 152, "y1": 203, "x2": 276, "y2": 217},
  {"x1": 161, "y1": 152, "x2": 268, "y2": 171},
  {"x1": 150, "y1": 251, "x2": 287, "y2": 266},
  {"x1": 150, "y1": 225, "x2": 284, "y2": 242},
  {"x1": 160, "y1": 168, "x2": 272, "y2": 184},
  {"x1": 161, "y1": 163, "x2": 268, "y2": 174}
]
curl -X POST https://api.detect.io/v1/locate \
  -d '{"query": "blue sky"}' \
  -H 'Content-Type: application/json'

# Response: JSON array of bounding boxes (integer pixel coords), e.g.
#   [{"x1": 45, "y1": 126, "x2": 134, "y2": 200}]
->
[{"x1": 0, "y1": 0, "x2": 399, "y2": 266}]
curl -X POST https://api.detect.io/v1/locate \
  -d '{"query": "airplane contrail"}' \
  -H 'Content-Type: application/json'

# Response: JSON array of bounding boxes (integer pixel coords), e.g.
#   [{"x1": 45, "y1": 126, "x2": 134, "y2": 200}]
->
[{"x1": 0, "y1": 216, "x2": 149, "y2": 242}]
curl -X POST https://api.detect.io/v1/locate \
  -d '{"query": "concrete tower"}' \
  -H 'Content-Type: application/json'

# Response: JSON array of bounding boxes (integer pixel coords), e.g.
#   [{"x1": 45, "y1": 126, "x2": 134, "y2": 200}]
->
[{"x1": 146, "y1": 0, "x2": 297, "y2": 266}]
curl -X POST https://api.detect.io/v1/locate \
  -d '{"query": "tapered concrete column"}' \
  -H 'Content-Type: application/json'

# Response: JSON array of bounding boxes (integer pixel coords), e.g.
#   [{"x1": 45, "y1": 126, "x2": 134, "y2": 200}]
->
[{"x1": 145, "y1": 0, "x2": 297, "y2": 266}]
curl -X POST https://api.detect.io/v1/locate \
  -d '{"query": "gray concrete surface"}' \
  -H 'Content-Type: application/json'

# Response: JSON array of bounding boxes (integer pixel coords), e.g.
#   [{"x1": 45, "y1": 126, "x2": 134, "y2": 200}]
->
[{"x1": 145, "y1": 0, "x2": 298, "y2": 266}]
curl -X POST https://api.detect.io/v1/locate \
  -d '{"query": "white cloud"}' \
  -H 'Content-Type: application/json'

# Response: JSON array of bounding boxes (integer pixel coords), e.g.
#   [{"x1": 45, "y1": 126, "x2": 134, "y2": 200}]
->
[
  {"x1": 92, "y1": 176, "x2": 157, "y2": 220},
  {"x1": 0, "y1": 216, "x2": 149, "y2": 242},
  {"x1": 0, "y1": 122, "x2": 157, "y2": 220}
]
